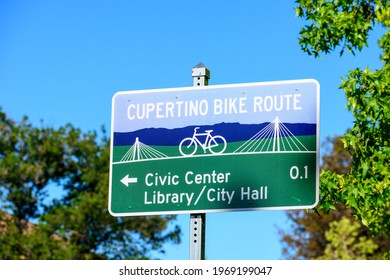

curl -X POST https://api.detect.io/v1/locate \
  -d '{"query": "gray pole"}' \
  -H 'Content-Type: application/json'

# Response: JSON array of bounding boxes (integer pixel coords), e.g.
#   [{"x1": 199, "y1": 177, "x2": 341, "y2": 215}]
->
[{"x1": 189, "y1": 63, "x2": 210, "y2": 260}]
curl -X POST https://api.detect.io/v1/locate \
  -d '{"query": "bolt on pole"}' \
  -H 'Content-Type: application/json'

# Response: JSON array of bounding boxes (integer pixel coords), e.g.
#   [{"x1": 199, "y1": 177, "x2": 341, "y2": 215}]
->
[{"x1": 189, "y1": 63, "x2": 209, "y2": 260}]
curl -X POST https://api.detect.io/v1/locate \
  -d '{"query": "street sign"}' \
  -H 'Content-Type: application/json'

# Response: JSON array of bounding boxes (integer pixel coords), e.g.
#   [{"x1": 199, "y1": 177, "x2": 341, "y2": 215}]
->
[{"x1": 109, "y1": 79, "x2": 320, "y2": 216}]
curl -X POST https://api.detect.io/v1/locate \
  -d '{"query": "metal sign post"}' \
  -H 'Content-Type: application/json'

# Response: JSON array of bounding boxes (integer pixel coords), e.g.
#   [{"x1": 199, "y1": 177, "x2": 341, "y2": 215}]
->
[{"x1": 189, "y1": 63, "x2": 209, "y2": 260}]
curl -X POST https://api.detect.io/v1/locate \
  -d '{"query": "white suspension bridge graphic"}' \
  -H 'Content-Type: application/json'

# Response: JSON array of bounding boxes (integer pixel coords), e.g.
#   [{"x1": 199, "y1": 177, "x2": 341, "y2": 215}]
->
[
  {"x1": 116, "y1": 116, "x2": 311, "y2": 163},
  {"x1": 233, "y1": 116, "x2": 308, "y2": 153},
  {"x1": 120, "y1": 137, "x2": 168, "y2": 162}
]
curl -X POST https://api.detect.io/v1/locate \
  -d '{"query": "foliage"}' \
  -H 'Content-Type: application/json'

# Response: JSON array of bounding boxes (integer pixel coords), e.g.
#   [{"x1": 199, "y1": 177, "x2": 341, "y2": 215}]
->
[
  {"x1": 296, "y1": 0, "x2": 390, "y2": 240},
  {"x1": 296, "y1": 0, "x2": 377, "y2": 57},
  {"x1": 279, "y1": 137, "x2": 390, "y2": 259},
  {"x1": 0, "y1": 109, "x2": 180, "y2": 259},
  {"x1": 280, "y1": 204, "x2": 389, "y2": 260},
  {"x1": 316, "y1": 216, "x2": 378, "y2": 259},
  {"x1": 321, "y1": 136, "x2": 352, "y2": 174}
]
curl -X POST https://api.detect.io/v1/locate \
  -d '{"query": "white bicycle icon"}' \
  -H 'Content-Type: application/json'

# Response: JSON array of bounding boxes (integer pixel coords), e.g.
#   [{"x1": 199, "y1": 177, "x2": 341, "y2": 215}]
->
[{"x1": 179, "y1": 127, "x2": 227, "y2": 156}]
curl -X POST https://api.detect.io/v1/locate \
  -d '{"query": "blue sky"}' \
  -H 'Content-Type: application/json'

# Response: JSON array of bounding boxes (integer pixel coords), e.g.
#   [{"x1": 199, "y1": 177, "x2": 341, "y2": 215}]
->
[{"x1": 0, "y1": 1, "x2": 385, "y2": 260}]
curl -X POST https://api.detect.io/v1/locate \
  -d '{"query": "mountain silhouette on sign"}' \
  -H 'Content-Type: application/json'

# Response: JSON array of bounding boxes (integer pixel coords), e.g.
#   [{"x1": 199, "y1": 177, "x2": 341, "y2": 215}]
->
[{"x1": 113, "y1": 122, "x2": 316, "y2": 147}]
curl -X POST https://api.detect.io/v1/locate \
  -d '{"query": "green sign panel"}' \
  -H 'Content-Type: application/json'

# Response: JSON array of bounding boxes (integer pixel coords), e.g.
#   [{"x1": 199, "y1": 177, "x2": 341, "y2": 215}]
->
[{"x1": 109, "y1": 80, "x2": 320, "y2": 216}]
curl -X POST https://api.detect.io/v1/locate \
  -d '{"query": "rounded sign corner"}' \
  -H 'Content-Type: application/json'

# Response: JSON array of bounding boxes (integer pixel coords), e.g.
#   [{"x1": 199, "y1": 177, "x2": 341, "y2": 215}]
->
[
  {"x1": 107, "y1": 207, "x2": 119, "y2": 217},
  {"x1": 308, "y1": 78, "x2": 320, "y2": 87},
  {"x1": 307, "y1": 197, "x2": 320, "y2": 210}
]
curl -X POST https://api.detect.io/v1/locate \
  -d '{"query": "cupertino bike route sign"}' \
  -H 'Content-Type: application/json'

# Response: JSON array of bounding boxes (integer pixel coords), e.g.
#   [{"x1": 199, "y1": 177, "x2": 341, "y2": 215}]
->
[{"x1": 109, "y1": 79, "x2": 320, "y2": 216}]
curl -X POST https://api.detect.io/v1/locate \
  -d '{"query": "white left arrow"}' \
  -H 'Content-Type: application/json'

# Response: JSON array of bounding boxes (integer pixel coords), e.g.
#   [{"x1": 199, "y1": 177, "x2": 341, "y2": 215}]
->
[{"x1": 120, "y1": 174, "x2": 138, "y2": 187}]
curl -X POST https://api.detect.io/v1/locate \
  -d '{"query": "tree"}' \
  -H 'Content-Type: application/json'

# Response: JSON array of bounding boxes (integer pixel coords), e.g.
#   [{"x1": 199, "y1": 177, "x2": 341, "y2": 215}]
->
[
  {"x1": 279, "y1": 0, "x2": 390, "y2": 259},
  {"x1": 279, "y1": 136, "x2": 390, "y2": 259},
  {"x1": 316, "y1": 216, "x2": 379, "y2": 260},
  {"x1": 295, "y1": 0, "x2": 390, "y2": 242},
  {"x1": 0, "y1": 108, "x2": 180, "y2": 259},
  {"x1": 321, "y1": 136, "x2": 352, "y2": 174}
]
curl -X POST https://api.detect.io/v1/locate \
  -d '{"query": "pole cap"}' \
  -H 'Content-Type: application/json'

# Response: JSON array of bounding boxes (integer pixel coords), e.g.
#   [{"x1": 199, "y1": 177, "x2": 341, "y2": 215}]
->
[{"x1": 192, "y1": 62, "x2": 210, "y2": 79}]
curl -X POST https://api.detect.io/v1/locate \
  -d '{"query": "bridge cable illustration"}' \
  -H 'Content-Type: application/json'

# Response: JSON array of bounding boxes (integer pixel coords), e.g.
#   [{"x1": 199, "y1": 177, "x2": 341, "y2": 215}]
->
[
  {"x1": 233, "y1": 116, "x2": 308, "y2": 153},
  {"x1": 120, "y1": 137, "x2": 168, "y2": 162}
]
